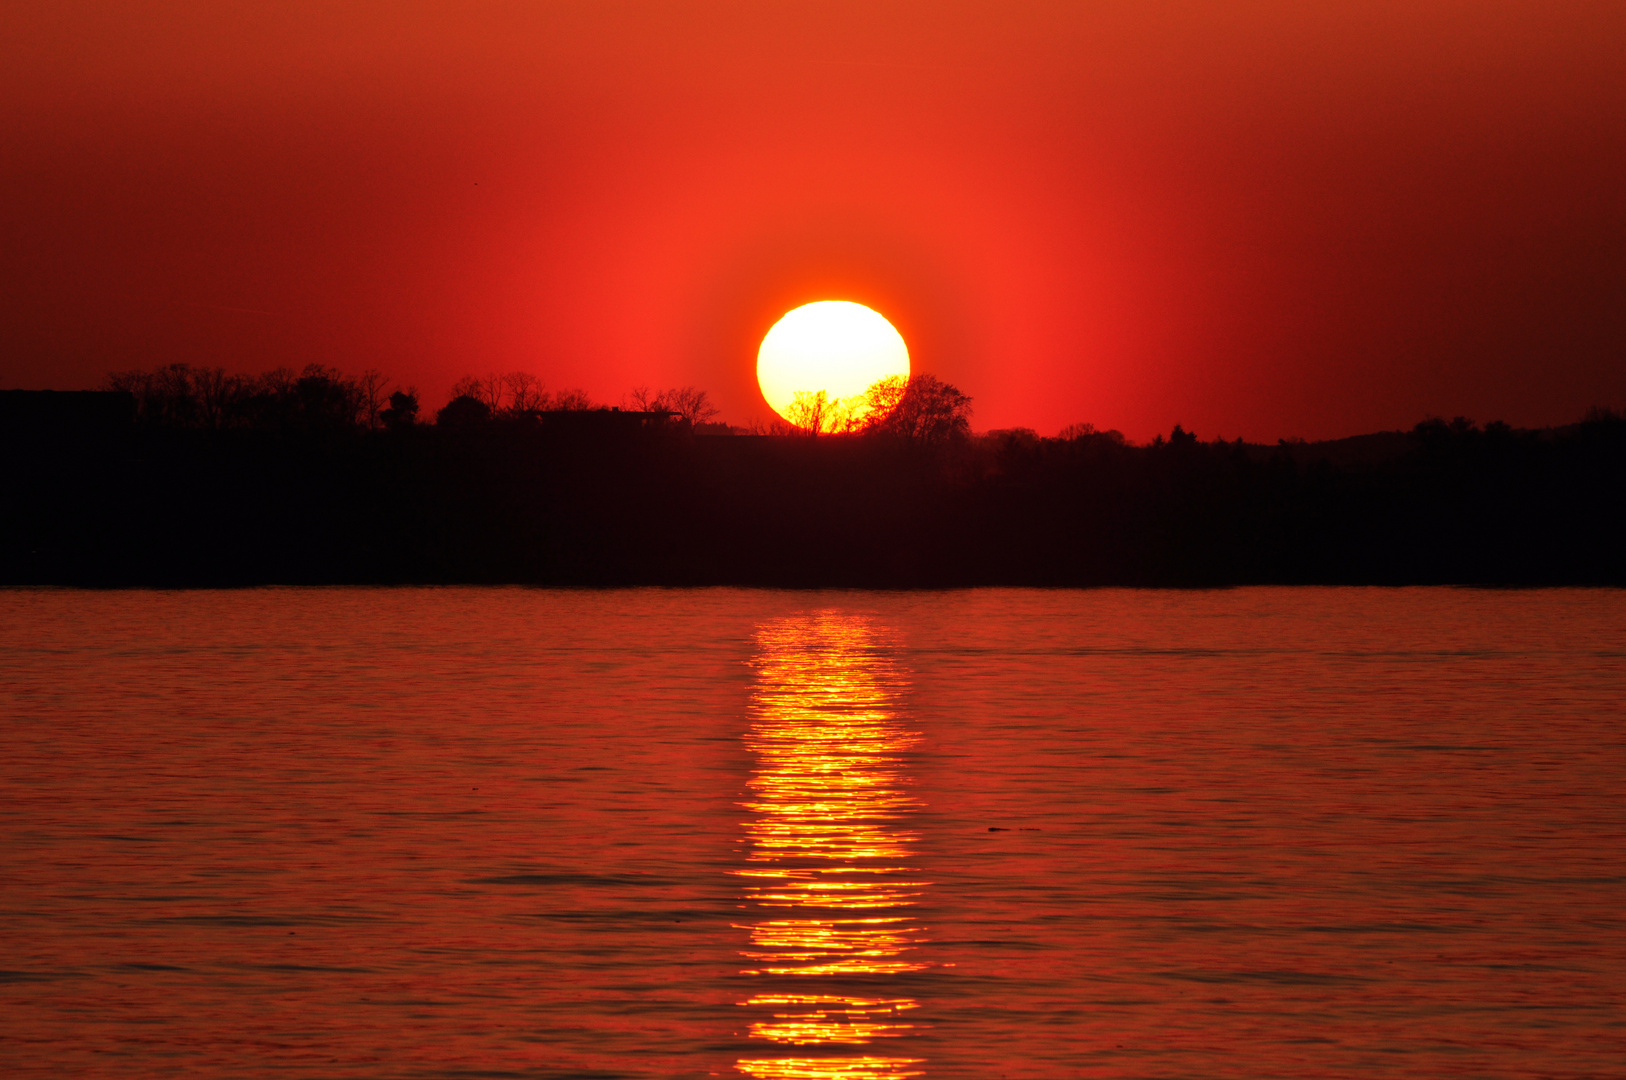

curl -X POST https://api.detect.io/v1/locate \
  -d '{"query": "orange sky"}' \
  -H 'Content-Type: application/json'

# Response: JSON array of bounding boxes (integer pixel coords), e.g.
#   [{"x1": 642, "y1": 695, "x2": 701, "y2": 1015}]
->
[{"x1": 2, "y1": 2, "x2": 1623, "y2": 439}]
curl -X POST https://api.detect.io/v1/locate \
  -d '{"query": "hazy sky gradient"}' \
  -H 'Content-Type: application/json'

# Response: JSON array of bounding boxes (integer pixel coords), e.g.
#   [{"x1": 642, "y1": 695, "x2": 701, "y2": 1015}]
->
[{"x1": 3, "y1": 1, "x2": 1623, "y2": 438}]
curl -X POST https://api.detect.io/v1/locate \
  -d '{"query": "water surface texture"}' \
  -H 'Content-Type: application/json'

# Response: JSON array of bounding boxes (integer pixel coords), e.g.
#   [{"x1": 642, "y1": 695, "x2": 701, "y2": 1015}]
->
[{"x1": 2, "y1": 588, "x2": 1624, "y2": 1077}]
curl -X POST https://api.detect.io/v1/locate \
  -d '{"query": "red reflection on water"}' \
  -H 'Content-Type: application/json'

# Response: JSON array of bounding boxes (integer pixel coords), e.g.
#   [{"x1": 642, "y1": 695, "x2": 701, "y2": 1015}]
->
[
  {"x1": 735, "y1": 1057, "x2": 926, "y2": 1080},
  {"x1": 736, "y1": 614, "x2": 927, "y2": 1079},
  {"x1": 2, "y1": 589, "x2": 1624, "y2": 1078}
]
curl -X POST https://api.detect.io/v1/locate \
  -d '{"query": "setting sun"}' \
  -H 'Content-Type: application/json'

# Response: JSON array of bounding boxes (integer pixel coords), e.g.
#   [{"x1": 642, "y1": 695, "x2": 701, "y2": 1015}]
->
[{"x1": 757, "y1": 302, "x2": 910, "y2": 426}]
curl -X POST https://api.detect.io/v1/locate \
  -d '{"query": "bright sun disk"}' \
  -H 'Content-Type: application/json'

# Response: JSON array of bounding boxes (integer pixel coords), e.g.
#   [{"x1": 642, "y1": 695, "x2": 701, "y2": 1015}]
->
[{"x1": 757, "y1": 301, "x2": 910, "y2": 426}]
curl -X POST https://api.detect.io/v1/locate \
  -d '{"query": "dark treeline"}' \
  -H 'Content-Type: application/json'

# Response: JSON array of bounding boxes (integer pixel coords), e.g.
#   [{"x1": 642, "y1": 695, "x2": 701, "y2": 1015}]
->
[
  {"x1": 106, "y1": 363, "x2": 406, "y2": 432},
  {"x1": 2, "y1": 365, "x2": 1622, "y2": 586}
]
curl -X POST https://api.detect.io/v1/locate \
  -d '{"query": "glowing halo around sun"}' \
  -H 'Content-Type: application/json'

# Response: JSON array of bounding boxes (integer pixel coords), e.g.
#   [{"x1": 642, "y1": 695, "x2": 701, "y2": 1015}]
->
[{"x1": 757, "y1": 301, "x2": 910, "y2": 427}]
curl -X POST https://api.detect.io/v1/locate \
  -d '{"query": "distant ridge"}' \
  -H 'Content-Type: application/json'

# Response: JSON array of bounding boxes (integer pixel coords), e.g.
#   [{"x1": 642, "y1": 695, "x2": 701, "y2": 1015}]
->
[{"x1": 2, "y1": 396, "x2": 1621, "y2": 587}]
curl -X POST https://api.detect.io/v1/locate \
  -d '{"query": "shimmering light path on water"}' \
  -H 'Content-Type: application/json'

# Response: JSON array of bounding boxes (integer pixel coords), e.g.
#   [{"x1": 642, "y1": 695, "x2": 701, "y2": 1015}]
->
[
  {"x1": 737, "y1": 615, "x2": 925, "y2": 1078},
  {"x1": 1, "y1": 588, "x2": 1624, "y2": 1077}
]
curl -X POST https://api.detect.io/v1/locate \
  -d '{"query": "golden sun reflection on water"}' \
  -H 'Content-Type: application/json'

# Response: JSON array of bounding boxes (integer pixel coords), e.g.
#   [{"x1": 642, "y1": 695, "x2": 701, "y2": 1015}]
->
[{"x1": 735, "y1": 615, "x2": 927, "y2": 1080}]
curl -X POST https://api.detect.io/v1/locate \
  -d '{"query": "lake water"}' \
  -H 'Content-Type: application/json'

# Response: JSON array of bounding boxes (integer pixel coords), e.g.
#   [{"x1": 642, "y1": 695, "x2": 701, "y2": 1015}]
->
[{"x1": 2, "y1": 587, "x2": 1624, "y2": 1078}]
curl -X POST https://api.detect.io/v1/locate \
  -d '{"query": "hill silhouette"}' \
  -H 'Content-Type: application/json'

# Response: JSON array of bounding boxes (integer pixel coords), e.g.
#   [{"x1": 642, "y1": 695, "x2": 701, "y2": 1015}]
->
[{"x1": 1, "y1": 370, "x2": 1621, "y2": 586}]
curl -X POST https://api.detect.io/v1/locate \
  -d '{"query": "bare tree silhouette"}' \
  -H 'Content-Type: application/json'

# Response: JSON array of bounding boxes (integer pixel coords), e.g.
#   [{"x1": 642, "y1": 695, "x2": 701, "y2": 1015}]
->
[
  {"x1": 550, "y1": 388, "x2": 598, "y2": 411},
  {"x1": 359, "y1": 369, "x2": 390, "y2": 430},
  {"x1": 1058, "y1": 421, "x2": 1126, "y2": 444},
  {"x1": 786, "y1": 390, "x2": 835, "y2": 435},
  {"x1": 450, "y1": 375, "x2": 502, "y2": 413},
  {"x1": 448, "y1": 371, "x2": 560, "y2": 415},
  {"x1": 660, "y1": 386, "x2": 719, "y2": 425},
  {"x1": 106, "y1": 363, "x2": 380, "y2": 432},
  {"x1": 503, "y1": 372, "x2": 547, "y2": 413},
  {"x1": 625, "y1": 385, "x2": 719, "y2": 424}
]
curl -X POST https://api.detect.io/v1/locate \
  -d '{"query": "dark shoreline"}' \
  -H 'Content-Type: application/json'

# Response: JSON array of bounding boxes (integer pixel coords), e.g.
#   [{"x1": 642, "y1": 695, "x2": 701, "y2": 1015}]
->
[{"x1": 5, "y1": 408, "x2": 1622, "y2": 588}]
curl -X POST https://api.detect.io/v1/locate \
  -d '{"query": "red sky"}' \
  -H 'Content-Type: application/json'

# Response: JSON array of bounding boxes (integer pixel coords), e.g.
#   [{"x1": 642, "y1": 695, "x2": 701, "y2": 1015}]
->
[{"x1": 2, "y1": 1, "x2": 1623, "y2": 439}]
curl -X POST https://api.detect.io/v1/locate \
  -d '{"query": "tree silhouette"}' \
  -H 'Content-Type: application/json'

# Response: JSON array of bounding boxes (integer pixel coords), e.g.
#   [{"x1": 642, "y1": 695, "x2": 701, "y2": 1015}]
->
[
  {"x1": 658, "y1": 386, "x2": 718, "y2": 424},
  {"x1": 786, "y1": 390, "x2": 836, "y2": 435},
  {"x1": 860, "y1": 373, "x2": 972, "y2": 444},
  {"x1": 381, "y1": 389, "x2": 419, "y2": 429},
  {"x1": 358, "y1": 369, "x2": 390, "y2": 430},
  {"x1": 626, "y1": 385, "x2": 720, "y2": 424},
  {"x1": 105, "y1": 362, "x2": 379, "y2": 433},
  {"x1": 436, "y1": 394, "x2": 491, "y2": 428},
  {"x1": 30, "y1": 360, "x2": 1626, "y2": 587},
  {"x1": 287, "y1": 365, "x2": 366, "y2": 430},
  {"x1": 450, "y1": 375, "x2": 499, "y2": 412},
  {"x1": 1057, "y1": 422, "x2": 1126, "y2": 444},
  {"x1": 857, "y1": 374, "x2": 908, "y2": 425},
  {"x1": 450, "y1": 371, "x2": 596, "y2": 415},
  {"x1": 550, "y1": 388, "x2": 598, "y2": 411},
  {"x1": 503, "y1": 372, "x2": 547, "y2": 413},
  {"x1": 107, "y1": 364, "x2": 206, "y2": 427}
]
